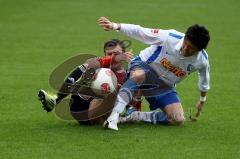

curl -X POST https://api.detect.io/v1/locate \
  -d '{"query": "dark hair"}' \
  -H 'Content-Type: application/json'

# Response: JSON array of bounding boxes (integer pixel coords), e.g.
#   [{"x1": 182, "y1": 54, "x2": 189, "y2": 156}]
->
[
  {"x1": 185, "y1": 24, "x2": 210, "y2": 50},
  {"x1": 104, "y1": 39, "x2": 131, "y2": 53}
]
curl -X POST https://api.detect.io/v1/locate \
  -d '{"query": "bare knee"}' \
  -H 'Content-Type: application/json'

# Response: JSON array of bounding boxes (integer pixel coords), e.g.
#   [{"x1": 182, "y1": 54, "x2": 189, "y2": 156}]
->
[
  {"x1": 168, "y1": 113, "x2": 185, "y2": 125},
  {"x1": 165, "y1": 103, "x2": 185, "y2": 126},
  {"x1": 130, "y1": 69, "x2": 145, "y2": 84}
]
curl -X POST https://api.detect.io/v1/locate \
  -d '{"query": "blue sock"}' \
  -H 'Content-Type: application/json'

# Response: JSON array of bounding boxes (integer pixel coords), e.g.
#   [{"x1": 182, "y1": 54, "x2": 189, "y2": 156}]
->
[
  {"x1": 120, "y1": 78, "x2": 139, "y2": 94},
  {"x1": 113, "y1": 79, "x2": 139, "y2": 113},
  {"x1": 150, "y1": 111, "x2": 169, "y2": 125}
]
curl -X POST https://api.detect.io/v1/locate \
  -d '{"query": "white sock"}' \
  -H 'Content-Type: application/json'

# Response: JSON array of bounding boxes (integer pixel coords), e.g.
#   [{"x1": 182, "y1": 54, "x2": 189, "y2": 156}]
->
[
  {"x1": 109, "y1": 110, "x2": 119, "y2": 118},
  {"x1": 118, "y1": 111, "x2": 152, "y2": 123},
  {"x1": 113, "y1": 92, "x2": 130, "y2": 113},
  {"x1": 138, "y1": 112, "x2": 152, "y2": 123}
]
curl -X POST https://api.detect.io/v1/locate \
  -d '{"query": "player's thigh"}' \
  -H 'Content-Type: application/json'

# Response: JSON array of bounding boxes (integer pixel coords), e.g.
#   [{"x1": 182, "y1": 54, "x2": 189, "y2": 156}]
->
[
  {"x1": 164, "y1": 103, "x2": 185, "y2": 125},
  {"x1": 88, "y1": 99, "x2": 104, "y2": 119},
  {"x1": 88, "y1": 99, "x2": 106, "y2": 124},
  {"x1": 146, "y1": 91, "x2": 184, "y2": 125},
  {"x1": 128, "y1": 58, "x2": 146, "y2": 84},
  {"x1": 129, "y1": 68, "x2": 146, "y2": 84},
  {"x1": 147, "y1": 90, "x2": 180, "y2": 111},
  {"x1": 70, "y1": 95, "x2": 93, "y2": 125},
  {"x1": 129, "y1": 61, "x2": 167, "y2": 96},
  {"x1": 88, "y1": 93, "x2": 117, "y2": 124},
  {"x1": 70, "y1": 95, "x2": 92, "y2": 112}
]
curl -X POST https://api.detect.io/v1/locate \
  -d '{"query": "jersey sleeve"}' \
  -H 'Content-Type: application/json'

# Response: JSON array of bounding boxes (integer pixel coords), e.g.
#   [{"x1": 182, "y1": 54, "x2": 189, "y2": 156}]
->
[
  {"x1": 98, "y1": 56, "x2": 115, "y2": 68},
  {"x1": 198, "y1": 60, "x2": 210, "y2": 92},
  {"x1": 119, "y1": 23, "x2": 169, "y2": 45}
]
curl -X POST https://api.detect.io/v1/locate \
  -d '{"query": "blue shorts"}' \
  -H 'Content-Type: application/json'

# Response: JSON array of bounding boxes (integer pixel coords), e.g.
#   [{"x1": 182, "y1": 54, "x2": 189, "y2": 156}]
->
[
  {"x1": 129, "y1": 56, "x2": 180, "y2": 110},
  {"x1": 128, "y1": 56, "x2": 174, "y2": 97},
  {"x1": 146, "y1": 90, "x2": 180, "y2": 111}
]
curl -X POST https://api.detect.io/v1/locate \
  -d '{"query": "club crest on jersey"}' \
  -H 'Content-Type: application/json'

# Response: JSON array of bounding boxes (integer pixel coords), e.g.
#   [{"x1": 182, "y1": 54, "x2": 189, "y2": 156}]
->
[
  {"x1": 160, "y1": 58, "x2": 186, "y2": 77},
  {"x1": 187, "y1": 64, "x2": 195, "y2": 72}
]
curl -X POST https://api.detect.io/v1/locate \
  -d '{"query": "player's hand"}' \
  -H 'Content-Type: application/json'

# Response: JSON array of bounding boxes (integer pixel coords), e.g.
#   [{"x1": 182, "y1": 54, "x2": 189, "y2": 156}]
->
[
  {"x1": 115, "y1": 51, "x2": 134, "y2": 62},
  {"x1": 98, "y1": 17, "x2": 113, "y2": 31},
  {"x1": 195, "y1": 101, "x2": 205, "y2": 118},
  {"x1": 123, "y1": 51, "x2": 134, "y2": 62}
]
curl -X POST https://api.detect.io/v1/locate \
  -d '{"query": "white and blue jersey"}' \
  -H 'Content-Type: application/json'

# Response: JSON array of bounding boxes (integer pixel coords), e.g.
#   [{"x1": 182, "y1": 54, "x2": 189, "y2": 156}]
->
[{"x1": 119, "y1": 24, "x2": 210, "y2": 92}]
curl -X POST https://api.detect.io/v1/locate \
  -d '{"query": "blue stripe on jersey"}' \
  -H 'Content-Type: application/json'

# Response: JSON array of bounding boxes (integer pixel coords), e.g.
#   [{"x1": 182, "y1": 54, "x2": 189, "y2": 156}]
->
[
  {"x1": 201, "y1": 50, "x2": 208, "y2": 60},
  {"x1": 169, "y1": 32, "x2": 183, "y2": 39},
  {"x1": 132, "y1": 56, "x2": 141, "y2": 62},
  {"x1": 131, "y1": 56, "x2": 142, "y2": 64},
  {"x1": 146, "y1": 46, "x2": 162, "y2": 63}
]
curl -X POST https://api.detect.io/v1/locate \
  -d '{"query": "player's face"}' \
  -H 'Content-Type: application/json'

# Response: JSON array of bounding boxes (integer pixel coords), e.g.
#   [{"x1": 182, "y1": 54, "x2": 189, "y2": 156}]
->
[
  {"x1": 105, "y1": 44, "x2": 123, "y2": 56},
  {"x1": 181, "y1": 38, "x2": 199, "y2": 57},
  {"x1": 105, "y1": 44, "x2": 124, "y2": 70}
]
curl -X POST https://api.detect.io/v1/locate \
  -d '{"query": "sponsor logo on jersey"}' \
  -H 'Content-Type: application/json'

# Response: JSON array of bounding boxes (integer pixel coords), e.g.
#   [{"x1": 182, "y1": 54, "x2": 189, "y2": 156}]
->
[{"x1": 160, "y1": 58, "x2": 186, "y2": 77}]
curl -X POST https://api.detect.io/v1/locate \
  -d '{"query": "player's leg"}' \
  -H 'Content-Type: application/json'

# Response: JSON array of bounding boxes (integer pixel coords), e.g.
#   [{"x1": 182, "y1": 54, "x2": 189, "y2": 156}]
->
[
  {"x1": 88, "y1": 99, "x2": 105, "y2": 124},
  {"x1": 146, "y1": 90, "x2": 185, "y2": 125},
  {"x1": 56, "y1": 65, "x2": 88, "y2": 101},
  {"x1": 113, "y1": 68, "x2": 145, "y2": 113},
  {"x1": 143, "y1": 90, "x2": 185, "y2": 125},
  {"x1": 151, "y1": 91, "x2": 185, "y2": 125},
  {"x1": 103, "y1": 68, "x2": 145, "y2": 130},
  {"x1": 89, "y1": 93, "x2": 117, "y2": 125},
  {"x1": 119, "y1": 91, "x2": 185, "y2": 125},
  {"x1": 104, "y1": 57, "x2": 174, "y2": 130},
  {"x1": 57, "y1": 57, "x2": 101, "y2": 101},
  {"x1": 70, "y1": 92, "x2": 117, "y2": 125},
  {"x1": 87, "y1": 99, "x2": 111, "y2": 125},
  {"x1": 70, "y1": 94, "x2": 93, "y2": 125},
  {"x1": 119, "y1": 111, "x2": 152, "y2": 123},
  {"x1": 164, "y1": 103, "x2": 185, "y2": 125},
  {"x1": 38, "y1": 90, "x2": 58, "y2": 112},
  {"x1": 38, "y1": 65, "x2": 94, "y2": 112},
  {"x1": 104, "y1": 60, "x2": 168, "y2": 130}
]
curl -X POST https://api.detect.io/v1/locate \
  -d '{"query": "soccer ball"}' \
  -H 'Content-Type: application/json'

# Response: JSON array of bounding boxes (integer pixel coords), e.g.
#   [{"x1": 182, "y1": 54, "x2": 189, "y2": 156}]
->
[{"x1": 91, "y1": 68, "x2": 118, "y2": 96}]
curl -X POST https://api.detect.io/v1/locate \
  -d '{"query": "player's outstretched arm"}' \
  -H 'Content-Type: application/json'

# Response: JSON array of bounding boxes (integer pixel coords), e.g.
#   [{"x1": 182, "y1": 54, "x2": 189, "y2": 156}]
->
[
  {"x1": 98, "y1": 17, "x2": 120, "y2": 31},
  {"x1": 98, "y1": 17, "x2": 167, "y2": 45}
]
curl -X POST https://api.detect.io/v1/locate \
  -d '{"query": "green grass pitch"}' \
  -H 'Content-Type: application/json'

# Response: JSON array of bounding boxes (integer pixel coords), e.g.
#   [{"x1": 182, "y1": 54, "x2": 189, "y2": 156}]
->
[{"x1": 0, "y1": 0, "x2": 240, "y2": 158}]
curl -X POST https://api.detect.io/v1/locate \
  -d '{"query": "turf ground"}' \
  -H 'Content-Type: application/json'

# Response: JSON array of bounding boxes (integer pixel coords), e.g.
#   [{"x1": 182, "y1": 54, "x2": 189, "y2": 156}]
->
[{"x1": 0, "y1": 0, "x2": 240, "y2": 158}]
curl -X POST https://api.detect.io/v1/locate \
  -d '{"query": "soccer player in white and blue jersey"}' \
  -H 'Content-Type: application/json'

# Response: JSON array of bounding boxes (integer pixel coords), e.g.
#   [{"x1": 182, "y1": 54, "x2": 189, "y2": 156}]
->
[{"x1": 98, "y1": 17, "x2": 210, "y2": 131}]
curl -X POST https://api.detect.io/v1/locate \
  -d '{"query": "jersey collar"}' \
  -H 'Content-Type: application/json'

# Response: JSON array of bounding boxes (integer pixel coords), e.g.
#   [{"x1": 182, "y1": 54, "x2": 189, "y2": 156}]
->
[
  {"x1": 175, "y1": 38, "x2": 201, "y2": 61},
  {"x1": 175, "y1": 38, "x2": 184, "y2": 52}
]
